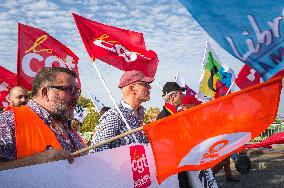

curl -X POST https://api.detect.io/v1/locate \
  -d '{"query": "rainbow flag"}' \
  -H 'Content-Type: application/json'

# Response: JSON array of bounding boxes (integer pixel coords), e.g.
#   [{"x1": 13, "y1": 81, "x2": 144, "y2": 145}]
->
[{"x1": 198, "y1": 42, "x2": 235, "y2": 102}]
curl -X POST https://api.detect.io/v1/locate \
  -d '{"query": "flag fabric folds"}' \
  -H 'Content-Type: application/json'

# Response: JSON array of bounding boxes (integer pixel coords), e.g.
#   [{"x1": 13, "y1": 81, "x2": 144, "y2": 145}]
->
[
  {"x1": 72, "y1": 13, "x2": 159, "y2": 78},
  {"x1": 0, "y1": 66, "x2": 17, "y2": 108},
  {"x1": 198, "y1": 42, "x2": 235, "y2": 102},
  {"x1": 17, "y1": 23, "x2": 80, "y2": 90},
  {"x1": 235, "y1": 64, "x2": 261, "y2": 89},
  {"x1": 174, "y1": 72, "x2": 197, "y2": 96},
  {"x1": 174, "y1": 72, "x2": 186, "y2": 88},
  {"x1": 144, "y1": 77, "x2": 282, "y2": 183},
  {"x1": 178, "y1": 0, "x2": 284, "y2": 81},
  {"x1": 245, "y1": 132, "x2": 284, "y2": 149}
]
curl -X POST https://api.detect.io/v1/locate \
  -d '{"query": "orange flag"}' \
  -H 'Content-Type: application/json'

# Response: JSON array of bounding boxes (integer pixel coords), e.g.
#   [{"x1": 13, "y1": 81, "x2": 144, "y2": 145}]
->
[{"x1": 144, "y1": 77, "x2": 283, "y2": 183}]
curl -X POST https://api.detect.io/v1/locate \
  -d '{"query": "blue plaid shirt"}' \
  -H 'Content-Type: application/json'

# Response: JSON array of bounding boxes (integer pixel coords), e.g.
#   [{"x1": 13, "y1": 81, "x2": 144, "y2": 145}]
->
[
  {"x1": 90, "y1": 100, "x2": 148, "y2": 152},
  {"x1": 0, "y1": 100, "x2": 85, "y2": 161}
]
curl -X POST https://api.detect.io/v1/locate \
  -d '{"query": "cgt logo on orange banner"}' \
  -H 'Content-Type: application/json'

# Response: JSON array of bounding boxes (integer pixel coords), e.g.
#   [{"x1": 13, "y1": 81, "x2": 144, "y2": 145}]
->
[{"x1": 179, "y1": 132, "x2": 251, "y2": 167}]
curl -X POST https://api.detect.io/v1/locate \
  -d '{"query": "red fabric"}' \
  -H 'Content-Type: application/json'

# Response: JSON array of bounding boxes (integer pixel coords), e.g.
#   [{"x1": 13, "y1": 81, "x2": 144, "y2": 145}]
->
[
  {"x1": 72, "y1": 13, "x2": 159, "y2": 78},
  {"x1": 235, "y1": 64, "x2": 261, "y2": 89},
  {"x1": 185, "y1": 84, "x2": 196, "y2": 97},
  {"x1": 17, "y1": 23, "x2": 80, "y2": 90},
  {"x1": 272, "y1": 69, "x2": 284, "y2": 79},
  {"x1": 164, "y1": 102, "x2": 177, "y2": 114},
  {"x1": 214, "y1": 80, "x2": 230, "y2": 98},
  {"x1": 245, "y1": 132, "x2": 284, "y2": 149},
  {"x1": 0, "y1": 66, "x2": 17, "y2": 108},
  {"x1": 181, "y1": 95, "x2": 201, "y2": 106},
  {"x1": 144, "y1": 77, "x2": 282, "y2": 183}
]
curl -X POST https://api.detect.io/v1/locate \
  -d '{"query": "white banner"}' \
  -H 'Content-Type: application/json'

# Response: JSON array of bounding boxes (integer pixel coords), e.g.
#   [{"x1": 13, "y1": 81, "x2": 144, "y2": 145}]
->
[{"x1": 0, "y1": 144, "x2": 217, "y2": 188}]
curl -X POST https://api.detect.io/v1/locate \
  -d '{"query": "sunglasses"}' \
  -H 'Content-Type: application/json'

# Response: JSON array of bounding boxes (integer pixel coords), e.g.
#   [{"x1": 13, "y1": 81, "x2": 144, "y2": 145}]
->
[{"x1": 48, "y1": 85, "x2": 81, "y2": 96}]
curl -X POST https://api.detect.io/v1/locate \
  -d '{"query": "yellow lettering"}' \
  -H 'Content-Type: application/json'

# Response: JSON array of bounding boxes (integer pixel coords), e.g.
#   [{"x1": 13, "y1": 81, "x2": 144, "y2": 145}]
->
[
  {"x1": 95, "y1": 34, "x2": 117, "y2": 44},
  {"x1": 25, "y1": 35, "x2": 52, "y2": 54}
]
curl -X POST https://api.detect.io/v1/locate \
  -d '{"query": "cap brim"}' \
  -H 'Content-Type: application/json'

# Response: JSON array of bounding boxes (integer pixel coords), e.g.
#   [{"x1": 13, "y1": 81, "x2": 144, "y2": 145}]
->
[
  {"x1": 181, "y1": 87, "x2": 187, "y2": 91},
  {"x1": 140, "y1": 77, "x2": 155, "y2": 83}
]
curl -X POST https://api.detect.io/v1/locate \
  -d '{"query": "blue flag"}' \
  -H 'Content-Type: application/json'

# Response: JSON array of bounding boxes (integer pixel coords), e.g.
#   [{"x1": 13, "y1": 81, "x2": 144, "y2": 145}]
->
[{"x1": 178, "y1": 0, "x2": 284, "y2": 81}]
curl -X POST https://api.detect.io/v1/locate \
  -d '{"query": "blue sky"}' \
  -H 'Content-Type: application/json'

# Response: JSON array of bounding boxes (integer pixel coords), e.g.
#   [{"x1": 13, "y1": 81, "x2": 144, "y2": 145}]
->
[{"x1": 0, "y1": 0, "x2": 283, "y2": 116}]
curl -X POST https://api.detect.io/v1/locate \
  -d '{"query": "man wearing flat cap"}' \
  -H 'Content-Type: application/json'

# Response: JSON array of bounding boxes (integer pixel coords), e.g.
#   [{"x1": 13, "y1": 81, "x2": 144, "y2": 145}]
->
[
  {"x1": 91, "y1": 70, "x2": 153, "y2": 152},
  {"x1": 156, "y1": 82, "x2": 191, "y2": 188}
]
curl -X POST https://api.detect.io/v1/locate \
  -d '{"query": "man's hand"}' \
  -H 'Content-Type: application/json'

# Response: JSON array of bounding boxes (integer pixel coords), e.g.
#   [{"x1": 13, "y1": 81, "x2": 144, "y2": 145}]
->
[
  {"x1": 0, "y1": 149, "x2": 74, "y2": 171},
  {"x1": 43, "y1": 149, "x2": 74, "y2": 163}
]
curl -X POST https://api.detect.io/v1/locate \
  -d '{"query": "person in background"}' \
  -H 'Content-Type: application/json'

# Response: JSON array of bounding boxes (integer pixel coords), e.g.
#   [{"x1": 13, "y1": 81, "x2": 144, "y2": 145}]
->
[
  {"x1": 91, "y1": 70, "x2": 153, "y2": 152},
  {"x1": 99, "y1": 106, "x2": 111, "y2": 117},
  {"x1": 156, "y1": 82, "x2": 192, "y2": 188},
  {"x1": 0, "y1": 67, "x2": 85, "y2": 170},
  {"x1": 212, "y1": 157, "x2": 240, "y2": 182},
  {"x1": 156, "y1": 82, "x2": 185, "y2": 119},
  {"x1": 8, "y1": 86, "x2": 29, "y2": 107}
]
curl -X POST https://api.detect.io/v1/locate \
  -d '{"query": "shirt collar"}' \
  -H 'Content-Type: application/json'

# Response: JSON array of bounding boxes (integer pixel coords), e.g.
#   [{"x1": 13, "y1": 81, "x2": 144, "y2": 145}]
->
[
  {"x1": 120, "y1": 100, "x2": 134, "y2": 110},
  {"x1": 119, "y1": 100, "x2": 145, "y2": 115},
  {"x1": 27, "y1": 100, "x2": 53, "y2": 125}
]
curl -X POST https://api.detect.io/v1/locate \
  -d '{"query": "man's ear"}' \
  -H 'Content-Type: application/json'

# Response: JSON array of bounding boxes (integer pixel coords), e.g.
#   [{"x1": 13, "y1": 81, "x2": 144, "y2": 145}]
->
[
  {"x1": 129, "y1": 84, "x2": 137, "y2": 95},
  {"x1": 41, "y1": 87, "x2": 49, "y2": 101},
  {"x1": 7, "y1": 95, "x2": 11, "y2": 102}
]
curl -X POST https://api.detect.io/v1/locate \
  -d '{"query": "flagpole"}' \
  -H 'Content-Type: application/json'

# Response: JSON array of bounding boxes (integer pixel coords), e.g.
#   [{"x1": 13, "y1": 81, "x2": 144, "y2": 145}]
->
[
  {"x1": 226, "y1": 80, "x2": 236, "y2": 95},
  {"x1": 87, "y1": 89, "x2": 98, "y2": 110},
  {"x1": 154, "y1": 80, "x2": 163, "y2": 90},
  {"x1": 91, "y1": 61, "x2": 138, "y2": 143},
  {"x1": 72, "y1": 126, "x2": 143, "y2": 156}
]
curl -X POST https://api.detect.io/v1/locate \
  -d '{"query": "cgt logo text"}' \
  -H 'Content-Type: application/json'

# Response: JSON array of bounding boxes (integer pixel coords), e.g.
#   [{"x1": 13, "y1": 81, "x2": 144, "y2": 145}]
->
[
  {"x1": 179, "y1": 132, "x2": 251, "y2": 167},
  {"x1": 130, "y1": 145, "x2": 151, "y2": 188},
  {"x1": 94, "y1": 34, "x2": 151, "y2": 63},
  {"x1": 21, "y1": 35, "x2": 76, "y2": 78}
]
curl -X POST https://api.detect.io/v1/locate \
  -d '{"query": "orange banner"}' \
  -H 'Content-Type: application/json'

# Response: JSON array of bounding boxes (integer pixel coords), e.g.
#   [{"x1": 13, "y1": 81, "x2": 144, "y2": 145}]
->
[{"x1": 144, "y1": 77, "x2": 283, "y2": 183}]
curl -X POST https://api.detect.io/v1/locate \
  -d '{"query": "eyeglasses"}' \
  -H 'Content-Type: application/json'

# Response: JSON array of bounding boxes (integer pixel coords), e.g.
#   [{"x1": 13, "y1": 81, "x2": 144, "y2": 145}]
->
[
  {"x1": 135, "y1": 82, "x2": 151, "y2": 87},
  {"x1": 17, "y1": 95, "x2": 29, "y2": 99},
  {"x1": 48, "y1": 85, "x2": 81, "y2": 96}
]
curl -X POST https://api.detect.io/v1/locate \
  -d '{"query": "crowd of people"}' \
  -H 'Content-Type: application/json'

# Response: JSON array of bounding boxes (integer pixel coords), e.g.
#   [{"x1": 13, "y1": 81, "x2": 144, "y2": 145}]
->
[{"x1": 0, "y1": 67, "x2": 239, "y2": 187}]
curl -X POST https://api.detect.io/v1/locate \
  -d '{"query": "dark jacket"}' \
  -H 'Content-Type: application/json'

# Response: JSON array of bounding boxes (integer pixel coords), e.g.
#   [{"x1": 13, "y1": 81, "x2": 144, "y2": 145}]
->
[
  {"x1": 156, "y1": 106, "x2": 172, "y2": 120},
  {"x1": 156, "y1": 105, "x2": 192, "y2": 188}
]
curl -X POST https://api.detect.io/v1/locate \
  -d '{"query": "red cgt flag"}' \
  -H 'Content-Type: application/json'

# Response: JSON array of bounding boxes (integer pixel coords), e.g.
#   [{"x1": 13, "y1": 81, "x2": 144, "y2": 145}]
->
[
  {"x1": 72, "y1": 13, "x2": 159, "y2": 78},
  {"x1": 0, "y1": 66, "x2": 17, "y2": 108},
  {"x1": 235, "y1": 64, "x2": 261, "y2": 89},
  {"x1": 144, "y1": 77, "x2": 282, "y2": 183},
  {"x1": 17, "y1": 23, "x2": 80, "y2": 90}
]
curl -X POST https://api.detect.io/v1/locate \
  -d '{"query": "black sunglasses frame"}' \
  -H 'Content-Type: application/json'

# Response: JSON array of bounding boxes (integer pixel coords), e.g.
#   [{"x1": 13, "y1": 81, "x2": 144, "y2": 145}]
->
[{"x1": 48, "y1": 85, "x2": 81, "y2": 96}]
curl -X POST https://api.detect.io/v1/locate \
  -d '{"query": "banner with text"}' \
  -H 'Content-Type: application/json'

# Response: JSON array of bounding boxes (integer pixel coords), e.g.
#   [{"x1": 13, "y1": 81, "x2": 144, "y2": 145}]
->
[
  {"x1": 178, "y1": 1, "x2": 284, "y2": 80},
  {"x1": 17, "y1": 23, "x2": 80, "y2": 90}
]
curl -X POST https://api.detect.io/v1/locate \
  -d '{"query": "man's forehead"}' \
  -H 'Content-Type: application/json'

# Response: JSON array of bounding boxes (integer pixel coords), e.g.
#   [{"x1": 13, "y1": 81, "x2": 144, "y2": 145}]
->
[
  {"x1": 53, "y1": 72, "x2": 77, "y2": 85},
  {"x1": 10, "y1": 88, "x2": 27, "y2": 95}
]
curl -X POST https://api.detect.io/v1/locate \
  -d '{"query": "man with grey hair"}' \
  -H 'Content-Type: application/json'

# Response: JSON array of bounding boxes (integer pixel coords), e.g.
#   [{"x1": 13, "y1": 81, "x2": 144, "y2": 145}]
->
[
  {"x1": 0, "y1": 67, "x2": 85, "y2": 170},
  {"x1": 91, "y1": 70, "x2": 153, "y2": 152},
  {"x1": 8, "y1": 86, "x2": 29, "y2": 107},
  {"x1": 156, "y1": 82, "x2": 186, "y2": 119}
]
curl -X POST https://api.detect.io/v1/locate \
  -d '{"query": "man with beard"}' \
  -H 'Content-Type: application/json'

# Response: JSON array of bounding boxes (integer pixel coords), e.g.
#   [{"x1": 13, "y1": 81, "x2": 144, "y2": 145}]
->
[
  {"x1": 8, "y1": 86, "x2": 29, "y2": 107},
  {"x1": 91, "y1": 70, "x2": 153, "y2": 152},
  {"x1": 0, "y1": 67, "x2": 85, "y2": 170}
]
